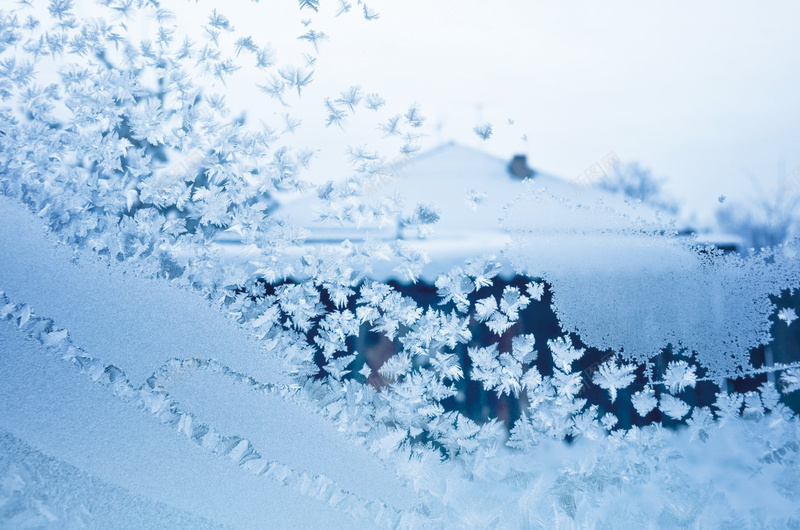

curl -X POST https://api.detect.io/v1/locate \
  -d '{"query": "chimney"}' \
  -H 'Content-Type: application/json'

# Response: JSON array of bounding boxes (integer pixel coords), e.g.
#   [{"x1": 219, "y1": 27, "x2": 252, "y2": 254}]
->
[{"x1": 508, "y1": 154, "x2": 535, "y2": 179}]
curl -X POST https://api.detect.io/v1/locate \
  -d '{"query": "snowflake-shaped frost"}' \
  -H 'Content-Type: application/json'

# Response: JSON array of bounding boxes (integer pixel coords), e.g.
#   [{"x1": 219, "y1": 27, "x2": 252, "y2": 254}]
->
[{"x1": 777, "y1": 307, "x2": 798, "y2": 326}]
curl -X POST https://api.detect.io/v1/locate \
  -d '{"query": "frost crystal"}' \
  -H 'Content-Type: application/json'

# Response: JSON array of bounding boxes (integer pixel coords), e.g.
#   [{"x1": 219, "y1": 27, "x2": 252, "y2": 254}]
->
[
  {"x1": 463, "y1": 188, "x2": 487, "y2": 211},
  {"x1": 526, "y1": 281, "x2": 545, "y2": 301},
  {"x1": 548, "y1": 337, "x2": 584, "y2": 372},
  {"x1": 632, "y1": 388, "x2": 658, "y2": 417},
  {"x1": 777, "y1": 307, "x2": 798, "y2": 326},
  {"x1": 1, "y1": 0, "x2": 799, "y2": 525},
  {"x1": 473, "y1": 123, "x2": 493, "y2": 140},
  {"x1": 781, "y1": 368, "x2": 800, "y2": 394},
  {"x1": 660, "y1": 394, "x2": 691, "y2": 420},
  {"x1": 592, "y1": 359, "x2": 636, "y2": 403},
  {"x1": 662, "y1": 360, "x2": 698, "y2": 394}
]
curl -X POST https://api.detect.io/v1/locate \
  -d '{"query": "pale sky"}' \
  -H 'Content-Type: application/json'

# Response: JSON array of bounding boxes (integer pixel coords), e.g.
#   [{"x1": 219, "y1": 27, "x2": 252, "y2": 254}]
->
[
  {"x1": 317, "y1": 1, "x2": 800, "y2": 225},
  {"x1": 146, "y1": 1, "x2": 800, "y2": 225}
]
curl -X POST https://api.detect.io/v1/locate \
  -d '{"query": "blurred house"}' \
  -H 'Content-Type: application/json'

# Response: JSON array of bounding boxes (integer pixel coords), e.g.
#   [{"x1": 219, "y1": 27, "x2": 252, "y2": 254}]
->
[
  {"x1": 270, "y1": 142, "x2": 726, "y2": 426},
  {"x1": 274, "y1": 141, "x2": 698, "y2": 283},
  {"x1": 219, "y1": 143, "x2": 773, "y2": 426}
]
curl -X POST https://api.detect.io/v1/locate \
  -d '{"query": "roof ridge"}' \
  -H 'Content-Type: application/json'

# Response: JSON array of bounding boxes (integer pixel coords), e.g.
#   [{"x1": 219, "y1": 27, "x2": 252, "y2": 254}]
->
[{"x1": 411, "y1": 141, "x2": 508, "y2": 166}]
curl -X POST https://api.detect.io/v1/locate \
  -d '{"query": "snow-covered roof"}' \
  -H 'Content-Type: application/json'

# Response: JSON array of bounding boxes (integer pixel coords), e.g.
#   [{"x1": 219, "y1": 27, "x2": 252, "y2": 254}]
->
[
  {"x1": 270, "y1": 142, "x2": 680, "y2": 282},
  {"x1": 276, "y1": 143, "x2": 516, "y2": 237}
]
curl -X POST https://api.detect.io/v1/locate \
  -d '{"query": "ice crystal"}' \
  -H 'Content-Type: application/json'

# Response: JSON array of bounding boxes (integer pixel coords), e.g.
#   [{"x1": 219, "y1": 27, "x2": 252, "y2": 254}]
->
[
  {"x1": 592, "y1": 359, "x2": 636, "y2": 403},
  {"x1": 1, "y1": 0, "x2": 799, "y2": 525},
  {"x1": 473, "y1": 123, "x2": 493, "y2": 140},
  {"x1": 778, "y1": 307, "x2": 798, "y2": 326}
]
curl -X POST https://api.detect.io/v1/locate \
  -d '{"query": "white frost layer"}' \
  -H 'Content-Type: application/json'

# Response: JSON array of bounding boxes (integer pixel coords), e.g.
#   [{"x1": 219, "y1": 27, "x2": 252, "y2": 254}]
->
[
  {"x1": 0, "y1": 195, "x2": 420, "y2": 525},
  {"x1": 503, "y1": 187, "x2": 800, "y2": 376},
  {"x1": 166, "y1": 367, "x2": 419, "y2": 511},
  {"x1": 0, "y1": 194, "x2": 287, "y2": 387},
  {"x1": 0, "y1": 320, "x2": 371, "y2": 529},
  {"x1": 0, "y1": 429, "x2": 224, "y2": 529}
]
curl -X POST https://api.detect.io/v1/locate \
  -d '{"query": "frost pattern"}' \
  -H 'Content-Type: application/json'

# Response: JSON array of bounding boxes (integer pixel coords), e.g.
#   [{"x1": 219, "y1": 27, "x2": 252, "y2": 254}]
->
[
  {"x1": 1, "y1": 0, "x2": 799, "y2": 526},
  {"x1": 503, "y1": 186, "x2": 800, "y2": 378}
]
